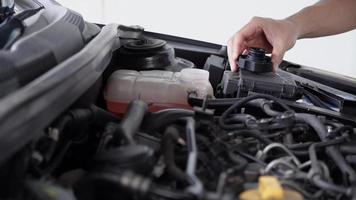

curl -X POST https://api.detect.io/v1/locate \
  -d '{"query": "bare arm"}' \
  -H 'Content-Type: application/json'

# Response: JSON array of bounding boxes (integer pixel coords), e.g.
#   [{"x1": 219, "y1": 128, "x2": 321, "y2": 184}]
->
[
  {"x1": 289, "y1": 0, "x2": 356, "y2": 39},
  {"x1": 227, "y1": 0, "x2": 356, "y2": 72}
]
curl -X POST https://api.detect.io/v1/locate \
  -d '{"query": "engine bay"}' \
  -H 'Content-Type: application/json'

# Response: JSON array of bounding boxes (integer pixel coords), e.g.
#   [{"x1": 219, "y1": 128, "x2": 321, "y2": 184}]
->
[{"x1": 1, "y1": 22, "x2": 356, "y2": 200}]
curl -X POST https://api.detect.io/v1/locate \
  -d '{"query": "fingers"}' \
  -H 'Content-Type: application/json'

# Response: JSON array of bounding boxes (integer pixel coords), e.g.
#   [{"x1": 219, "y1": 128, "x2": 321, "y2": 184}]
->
[
  {"x1": 228, "y1": 34, "x2": 245, "y2": 72},
  {"x1": 227, "y1": 38, "x2": 236, "y2": 72},
  {"x1": 242, "y1": 49, "x2": 249, "y2": 55},
  {"x1": 271, "y1": 44, "x2": 285, "y2": 72},
  {"x1": 228, "y1": 17, "x2": 290, "y2": 73},
  {"x1": 228, "y1": 18, "x2": 261, "y2": 72}
]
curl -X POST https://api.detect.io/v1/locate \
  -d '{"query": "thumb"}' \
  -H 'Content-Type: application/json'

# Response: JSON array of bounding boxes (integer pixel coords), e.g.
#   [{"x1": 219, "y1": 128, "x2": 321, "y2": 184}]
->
[{"x1": 271, "y1": 46, "x2": 285, "y2": 72}]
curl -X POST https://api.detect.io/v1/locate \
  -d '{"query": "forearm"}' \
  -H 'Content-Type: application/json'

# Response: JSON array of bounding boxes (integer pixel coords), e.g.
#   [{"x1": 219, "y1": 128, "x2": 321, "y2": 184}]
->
[{"x1": 286, "y1": 0, "x2": 356, "y2": 39}]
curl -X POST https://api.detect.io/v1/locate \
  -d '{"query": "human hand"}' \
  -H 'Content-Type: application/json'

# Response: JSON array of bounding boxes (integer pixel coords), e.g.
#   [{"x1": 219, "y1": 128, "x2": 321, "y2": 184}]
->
[{"x1": 227, "y1": 17, "x2": 299, "y2": 72}]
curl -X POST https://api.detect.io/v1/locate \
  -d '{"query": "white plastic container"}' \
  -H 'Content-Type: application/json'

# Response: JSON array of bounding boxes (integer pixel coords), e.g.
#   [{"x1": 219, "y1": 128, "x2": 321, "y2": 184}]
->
[{"x1": 105, "y1": 68, "x2": 214, "y2": 115}]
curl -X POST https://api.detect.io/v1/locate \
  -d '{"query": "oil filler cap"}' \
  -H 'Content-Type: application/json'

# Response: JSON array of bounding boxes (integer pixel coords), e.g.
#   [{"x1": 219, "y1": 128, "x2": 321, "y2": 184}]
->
[{"x1": 238, "y1": 48, "x2": 273, "y2": 73}]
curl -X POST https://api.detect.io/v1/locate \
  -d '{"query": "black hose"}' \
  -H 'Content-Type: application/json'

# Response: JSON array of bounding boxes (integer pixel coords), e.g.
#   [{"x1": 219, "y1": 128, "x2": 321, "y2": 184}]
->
[
  {"x1": 53, "y1": 115, "x2": 73, "y2": 134},
  {"x1": 328, "y1": 126, "x2": 354, "y2": 139},
  {"x1": 312, "y1": 176, "x2": 352, "y2": 196},
  {"x1": 262, "y1": 103, "x2": 281, "y2": 117},
  {"x1": 151, "y1": 187, "x2": 195, "y2": 200},
  {"x1": 189, "y1": 97, "x2": 265, "y2": 109},
  {"x1": 309, "y1": 137, "x2": 347, "y2": 178},
  {"x1": 283, "y1": 132, "x2": 294, "y2": 146},
  {"x1": 162, "y1": 126, "x2": 190, "y2": 184},
  {"x1": 188, "y1": 97, "x2": 237, "y2": 108},
  {"x1": 225, "y1": 114, "x2": 256, "y2": 129},
  {"x1": 90, "y1": 105, "x2": 120, "y2": 125},
  {"x1": 227, "y1": 151, "x2": 248, "y2": 170},
  {"x1": 281, "y1": 181, "x2": 323, "y2": 199},
  {"x1": 225, "y1": 130, "x2": 308, "y2": 156},
  {"x1": 341, "y1": 144, "x2": 356, "y2": 155},
  {"x1": 43, "y1": 115, "x2": 72, "y2": 163},
  {"x1": 287, "y1": 142, "x2": 313, "y2": 150},
  {"x1": 54, "y1": 104, "x2": 119, "y2": 134},
  {"x1": 43, "y1": 141, "x2": 72, "y2": 174},
  {"x1": 42, "y1": 106, "x2": 114, "y2": 164},
  {"x1": 225, "y1": 114, "x2": 256, "y2": 124},
  {"x1": 227, "y1": 130, "x2": 273, "y2": 145},
  {"x1": 345, "y1": 155, "x2": 356, "y2": 164},
  {"x1": 294, "y1": 114, "x2": 326, "y2": 141},
  {"x1": 223, "y1": 114, "x2": 256, "y2": 129},
  {"x1": 185, "y1": 117, "x2": 204, "y2": 197},
  {"x1": 296, "y1": 113, "x2": 356, "y2": 183},
  {"x1": 77, "y1": 171, "x2": 194, "y2": 200},
  {"x1": 36, "y1": 105, "x2": 119, "y2": 173},
  {"x1": 142, "y1": 108, "x2": 194, "y2": 132},
  {"x1": 112, "y1": 100, "x2": 148, "y2": 145},
  {"x1": 327, "y1": 148, "x2": 356, "y2": 182},
  {"x1": 236, "y1": 151, "x2": 267, "y2": 167},
  {"x1": 307, "y1": 138, "x2": 354, "y2": 196},
  {"x1": 189, "y1": 96, "x2": 290, "y2": 117},
  {"x1": 219, "y1": 94, "x2": 291, "y2": 130}
]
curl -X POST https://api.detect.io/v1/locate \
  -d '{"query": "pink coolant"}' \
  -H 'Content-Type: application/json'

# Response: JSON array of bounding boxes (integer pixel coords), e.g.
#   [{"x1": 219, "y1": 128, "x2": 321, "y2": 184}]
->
[{"x1": 105, "y1": 69, "x2": 214, "y2": 116}]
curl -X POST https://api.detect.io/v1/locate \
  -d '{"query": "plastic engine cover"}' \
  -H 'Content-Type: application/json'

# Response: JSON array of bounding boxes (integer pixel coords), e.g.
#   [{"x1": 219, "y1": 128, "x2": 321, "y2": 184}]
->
[{"x1": 238, "y1": 69, "x2": 304, "y2": 99}]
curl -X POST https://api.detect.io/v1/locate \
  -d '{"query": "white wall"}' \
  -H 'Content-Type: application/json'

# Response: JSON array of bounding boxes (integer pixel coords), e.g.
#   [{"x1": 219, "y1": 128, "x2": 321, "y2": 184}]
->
[{"x1": 58, "y1": 0, "x2": 356, "y2": 78}]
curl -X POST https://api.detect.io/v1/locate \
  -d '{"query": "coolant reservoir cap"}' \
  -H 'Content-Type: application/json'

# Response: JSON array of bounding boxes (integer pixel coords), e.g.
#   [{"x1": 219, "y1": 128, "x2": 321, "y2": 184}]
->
[
  {"x1": 123, "y1": 38, "x2": 166, "y2": 51},
  {"x1": 238, "y1": 48, "x2": 273, "y2": 73},
  {"x1": 180, "y1": 68, "x2": 209, "y2": 82}
]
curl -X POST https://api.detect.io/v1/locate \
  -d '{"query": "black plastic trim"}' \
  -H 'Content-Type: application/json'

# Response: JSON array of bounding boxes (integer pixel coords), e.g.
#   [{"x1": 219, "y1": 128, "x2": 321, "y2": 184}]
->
[
  {"x1": 280, "y1": 61, "x2": 356, "y2": 96},
  {"x1": 0, "y1": 24, "x2": 119, "y2": 165}
]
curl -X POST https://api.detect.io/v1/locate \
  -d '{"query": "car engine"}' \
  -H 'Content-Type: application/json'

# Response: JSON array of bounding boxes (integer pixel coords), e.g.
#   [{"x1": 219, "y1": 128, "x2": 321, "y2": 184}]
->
[{"x1": 1, "y1": 5, "x2": 356, "y2": 200}]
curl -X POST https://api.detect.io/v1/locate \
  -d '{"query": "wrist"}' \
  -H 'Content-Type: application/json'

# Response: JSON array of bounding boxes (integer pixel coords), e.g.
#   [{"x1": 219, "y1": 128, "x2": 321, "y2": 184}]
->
[{"x1": 285, "y1": 15, "x2": 304, "y2": 39}]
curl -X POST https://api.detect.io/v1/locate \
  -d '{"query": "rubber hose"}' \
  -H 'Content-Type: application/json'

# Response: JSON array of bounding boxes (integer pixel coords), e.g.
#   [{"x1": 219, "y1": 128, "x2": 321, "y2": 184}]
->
[
  {"x1": 112, "y1": 100, "x2": 148, "y2": 145},
  {"x1": 162, "y1": 126, "x2": 190, "y2": 184},
  {"x1": 296, "y1": 113, "x2": 356, "y2": 183},
  {"x1": 219, "y1": 94, "x2": 291, "y2": 130}
]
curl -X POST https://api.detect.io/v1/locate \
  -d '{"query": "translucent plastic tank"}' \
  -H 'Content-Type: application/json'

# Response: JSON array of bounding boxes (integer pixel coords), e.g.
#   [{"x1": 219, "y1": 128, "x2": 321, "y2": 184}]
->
[{"x1": 105, "y1": 68, "x2": 214, "y2": 115}]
